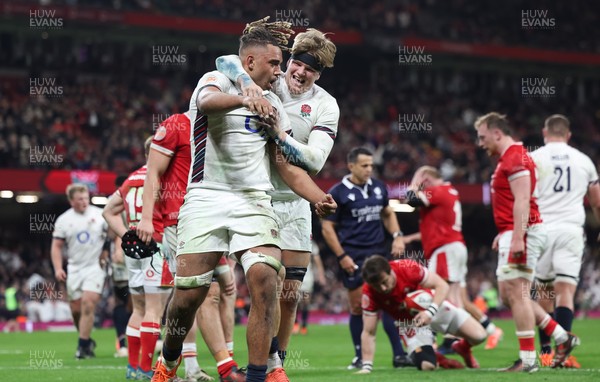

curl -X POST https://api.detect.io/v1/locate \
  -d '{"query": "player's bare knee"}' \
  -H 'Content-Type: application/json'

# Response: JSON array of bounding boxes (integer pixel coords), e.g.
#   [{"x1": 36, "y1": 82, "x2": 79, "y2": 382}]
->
[
  {"x1": 421, "y1": 361, "x2": 436, "y2": 371},
  {"x1": 206, "y1": 285, "x2": 221, "y2": 305},
  {"x1": 472, "y1": 328, "x2": 488, "y2": 346}
]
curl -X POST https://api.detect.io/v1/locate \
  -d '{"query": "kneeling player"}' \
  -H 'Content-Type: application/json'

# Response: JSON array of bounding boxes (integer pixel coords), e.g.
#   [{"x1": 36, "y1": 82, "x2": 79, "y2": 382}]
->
[{"x1": 357, "y1": 255, "x2": 486, "y2": 372}]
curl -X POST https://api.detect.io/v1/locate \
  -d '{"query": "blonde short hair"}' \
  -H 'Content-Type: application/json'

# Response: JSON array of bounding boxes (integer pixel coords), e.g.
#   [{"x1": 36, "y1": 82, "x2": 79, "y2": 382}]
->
[
  {"x1": 66, "y1": 183, "x2": 88, "y2": 200},
  {"x1": 417, "y1": 165, "x2": 441, "y2": 179},
  {"x1": 291, "y1": 29, "x2": 336, "y2": 69},
  {"x1": 474, "y1": 112, "x2": 512, "y2": 136}
]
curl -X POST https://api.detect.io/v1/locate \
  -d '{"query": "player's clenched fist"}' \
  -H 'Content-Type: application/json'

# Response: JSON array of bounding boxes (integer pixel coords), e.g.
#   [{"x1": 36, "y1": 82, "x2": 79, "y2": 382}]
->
[{"x1": 314, "y1": 193, "x2": 337, "y2": 218}]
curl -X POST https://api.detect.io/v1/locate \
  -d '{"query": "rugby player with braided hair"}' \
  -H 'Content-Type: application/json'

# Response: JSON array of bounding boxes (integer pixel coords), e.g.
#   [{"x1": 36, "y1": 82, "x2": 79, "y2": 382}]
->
[
  {"x1": 215, "y1": 20, "x2": 353, "y2": 381},
  {"x1": 151, "y1": 17, "x2": 335, "y2": 382}
]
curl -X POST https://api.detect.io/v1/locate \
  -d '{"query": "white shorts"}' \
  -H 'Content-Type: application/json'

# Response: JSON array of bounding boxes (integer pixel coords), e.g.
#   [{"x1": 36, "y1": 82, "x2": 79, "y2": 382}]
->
[
  {"x1": 177, "y1": 188, "x2": 280, "y2": 256},
  {"x1": 66, "y1": 265, "x2": 106, "y2": 301},
  {"x1": 163, "y1": 225, "x2": 178, "y2": 275},
  {"x1": 399, "y1": 301, "x2": 470, "y2": 353},
  {"x1": 535, "y1": 224, "x2": 584, "y2": 285},
  {"x1": 428, "y1": 242, "x2": 467, "y2": 287},
  {"x1": 496, "y1": 224, "x2": 547, "y2": 282},
  {"x1": 125, "y1": 247, "x2": 172, "y2": 295},
  {"x1": 272, "y1": 198, "x2": 312, "y2": 252}
]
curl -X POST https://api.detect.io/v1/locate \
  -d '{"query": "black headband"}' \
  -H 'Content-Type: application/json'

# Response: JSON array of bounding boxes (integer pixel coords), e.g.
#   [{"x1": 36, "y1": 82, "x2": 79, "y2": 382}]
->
[{"x1": 290, "y1": 52, "x2": 324, "y2": 72}]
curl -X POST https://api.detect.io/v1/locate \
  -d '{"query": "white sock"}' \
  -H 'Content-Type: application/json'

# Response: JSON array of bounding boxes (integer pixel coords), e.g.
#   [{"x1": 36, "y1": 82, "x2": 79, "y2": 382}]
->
[
  {"x1": 519, "y1": 350, "x2": 537, "y2": 367},
  {"x1": 182, "y1": 342, "x2": 200, "y2": 372},
  {"x1": 552, "y1": 325, "x2": 568, "y2": 344},
  {"x1": 266, "y1": 352, "x2": 282, "y2": 373},
  {"x1": 486, "y1": 322, "x2": 497, "y2": 335},
  {"x1": 226, "y1": 341, "x2": 234, "y2": 353},
  {"x1": 539, "y1": 314, "x2": 568, "y2": 344}
]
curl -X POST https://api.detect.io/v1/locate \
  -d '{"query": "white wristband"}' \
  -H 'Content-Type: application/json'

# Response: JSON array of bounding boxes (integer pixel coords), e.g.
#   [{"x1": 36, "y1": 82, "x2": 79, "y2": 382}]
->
[{"x1": 425, "y1": 302, "x2": 439, "y2": 318}]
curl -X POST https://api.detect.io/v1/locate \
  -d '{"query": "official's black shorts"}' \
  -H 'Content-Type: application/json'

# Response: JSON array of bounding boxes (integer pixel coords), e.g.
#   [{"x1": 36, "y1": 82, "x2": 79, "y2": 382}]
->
[{"x1": 340, "y1": 247, "x2": 388, "y2": 290}]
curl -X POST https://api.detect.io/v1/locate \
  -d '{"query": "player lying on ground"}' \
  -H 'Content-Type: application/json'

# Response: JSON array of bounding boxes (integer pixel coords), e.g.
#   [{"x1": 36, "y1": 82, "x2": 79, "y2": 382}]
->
[{"x1": 357, "y1": 255, "x2": 486, "y2": 372}]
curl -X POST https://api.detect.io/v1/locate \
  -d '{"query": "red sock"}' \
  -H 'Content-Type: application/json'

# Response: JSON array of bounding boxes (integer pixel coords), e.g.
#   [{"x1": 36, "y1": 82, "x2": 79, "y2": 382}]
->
[
  {"x1": 518, "y1": 336, "x2": 535, "y2": 351},
  {"x1": 140, "y1": 322, "x2": 160, "y2": 372},
  {"x1": 217, "y1": 358, "x2": 237, "y2": 378},
  {"x1": 542, "y1": 318, "x2": 558, "y2": 337},
  {"x1": 126, "y1": 325, "x2": 141, "y2": 368},
  {"x1": 458, "y1": 338, "x2": 471, "y2": 349}
]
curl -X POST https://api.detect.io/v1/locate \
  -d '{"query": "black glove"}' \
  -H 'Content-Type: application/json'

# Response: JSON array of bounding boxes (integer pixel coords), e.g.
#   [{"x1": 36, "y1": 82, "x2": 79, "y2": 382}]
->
[{"x1": 121, "y1": 230, "x2": 159, "y2": 260}]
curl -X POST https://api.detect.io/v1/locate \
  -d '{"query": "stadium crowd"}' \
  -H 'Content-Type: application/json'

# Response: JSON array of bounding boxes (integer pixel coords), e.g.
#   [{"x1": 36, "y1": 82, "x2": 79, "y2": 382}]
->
[
  {"x1": 1, "y1": 36, "x2": 599, "y2": 184},
  {"x1": 21, "y1": 0, "x2": 600, "y2": 52}
]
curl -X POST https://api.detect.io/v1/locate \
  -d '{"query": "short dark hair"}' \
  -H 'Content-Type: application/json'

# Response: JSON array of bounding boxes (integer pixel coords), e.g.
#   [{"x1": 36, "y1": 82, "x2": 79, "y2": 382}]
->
[
  {"x1": 361, "y1": 255, "x2": 391, "y2": 284},
  {"x1": 544, "y1": 114, "x2": 570, "y2": 137},
  {"x1": 347, "y1": 147, "x2": 373, "y2": 164},
  {"x1": 474, "y1": 112, "x2": 512, "y2": 136}
]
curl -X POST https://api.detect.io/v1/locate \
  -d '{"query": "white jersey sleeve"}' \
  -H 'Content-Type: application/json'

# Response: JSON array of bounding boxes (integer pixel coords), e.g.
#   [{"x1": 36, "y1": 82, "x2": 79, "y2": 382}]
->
[
  {"x1": 53, "y1": 214, "x2": 68, "y2": 240},
  {"x1": 532, "y1": 142, "x2": 598, "y2": 226}
]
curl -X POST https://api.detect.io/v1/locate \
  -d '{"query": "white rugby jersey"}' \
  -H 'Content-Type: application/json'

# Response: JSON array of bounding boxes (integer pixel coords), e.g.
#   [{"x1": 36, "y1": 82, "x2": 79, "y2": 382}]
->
[
  {"x1": 269, "y1": 78, "x2": 339, "y2": 200},
  {"x1": 188, "y1": 71, "x2": 291, "y2": 192},
  {"x1": 52, "y1": 205, "x2": 107, "y2": 273},
  {"x1": 531, "y1": 141, "x2": 598, "y2": 226}
]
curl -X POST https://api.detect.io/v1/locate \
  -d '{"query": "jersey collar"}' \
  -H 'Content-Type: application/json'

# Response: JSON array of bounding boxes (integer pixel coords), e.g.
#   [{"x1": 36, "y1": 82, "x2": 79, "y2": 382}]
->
[{"x1": 342, "y1": 175, "x2": 373, "y2": 199}]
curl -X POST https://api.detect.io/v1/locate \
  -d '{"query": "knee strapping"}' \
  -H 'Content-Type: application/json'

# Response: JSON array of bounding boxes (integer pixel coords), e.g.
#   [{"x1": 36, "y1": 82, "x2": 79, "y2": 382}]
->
[
  {"x1": 175, "y1": 271, "x2": 214, "y2": 289},
  {"x1": 240, "y1": 251, "x2": 282, "y2": 275},
  {"x1": 285, "y1": 267, "x2": 307, "y2": 281}
]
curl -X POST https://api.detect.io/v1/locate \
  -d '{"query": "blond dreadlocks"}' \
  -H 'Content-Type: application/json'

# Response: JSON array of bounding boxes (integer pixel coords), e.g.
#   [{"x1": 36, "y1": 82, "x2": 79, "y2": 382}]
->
[{"x1": 240, "y1": 16, "x2": 295, "y2": 52}]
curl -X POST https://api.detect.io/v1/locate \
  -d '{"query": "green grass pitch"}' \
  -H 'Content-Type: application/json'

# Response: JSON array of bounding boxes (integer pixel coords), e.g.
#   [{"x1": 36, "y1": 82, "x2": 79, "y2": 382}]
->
[{"x1": 1, "y1": 319, "x2": 599, "y2": 381}]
